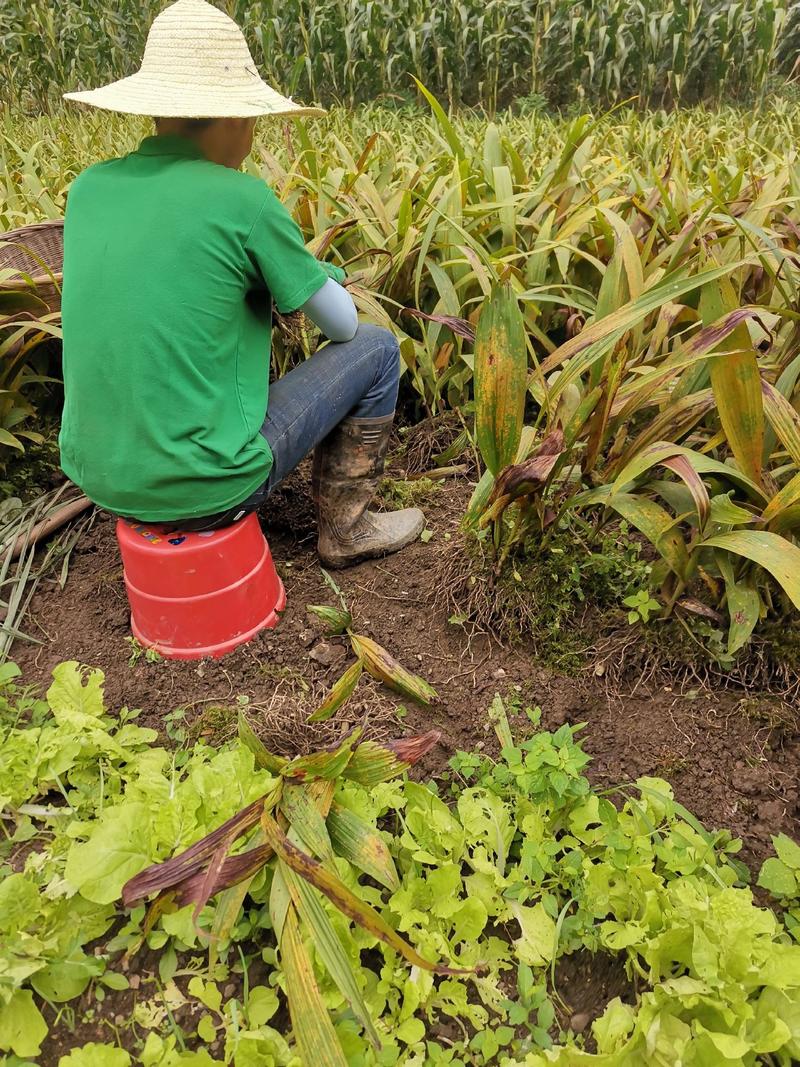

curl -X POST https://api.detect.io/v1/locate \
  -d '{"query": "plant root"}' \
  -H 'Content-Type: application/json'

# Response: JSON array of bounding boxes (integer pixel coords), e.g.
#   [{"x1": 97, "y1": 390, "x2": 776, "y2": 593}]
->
[
  {"x1": 588, "y1": 620, "x2": 800, "y2": 702},
  {"x1": 394, "y1": 412, "x2": 472, "y2": 476},
  {"x1": 223, "y1": 674, "x2": 401, "y2": 758},
  {"x1": 433, "y1": 531, "x2": 592, "y2": 675}
]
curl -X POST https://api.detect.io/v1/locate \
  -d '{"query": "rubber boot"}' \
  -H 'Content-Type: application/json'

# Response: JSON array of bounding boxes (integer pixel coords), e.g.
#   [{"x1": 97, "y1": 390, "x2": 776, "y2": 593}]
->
[{"x1": 312, "y1": 414, "x2": 425, "y2": 568}]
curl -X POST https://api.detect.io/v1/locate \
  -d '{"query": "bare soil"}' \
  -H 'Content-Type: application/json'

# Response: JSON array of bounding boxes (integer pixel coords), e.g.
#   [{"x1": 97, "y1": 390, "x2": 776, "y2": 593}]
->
[
  {"x1": 15, "y1": 468, "x2": 799, "y2": 871},
  {"x1": 12, "y1": 462, "x2": 800, "y2": 1062}
]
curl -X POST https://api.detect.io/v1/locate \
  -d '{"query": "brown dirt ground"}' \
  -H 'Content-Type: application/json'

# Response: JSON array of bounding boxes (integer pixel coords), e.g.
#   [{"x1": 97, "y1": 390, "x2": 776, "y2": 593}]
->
[
  {"x1": 15, "y1": 467, "x2": 799, "y2": 870},
  {"x1": 11, "y1": 461, "x2": 800, "y2": 1062}
]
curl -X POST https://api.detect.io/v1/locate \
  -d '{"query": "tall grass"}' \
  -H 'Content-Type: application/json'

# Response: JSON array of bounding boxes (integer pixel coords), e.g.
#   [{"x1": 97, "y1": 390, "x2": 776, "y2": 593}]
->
[{"x1": 2, "y1": 0, "x2": 799, "y2": 112}]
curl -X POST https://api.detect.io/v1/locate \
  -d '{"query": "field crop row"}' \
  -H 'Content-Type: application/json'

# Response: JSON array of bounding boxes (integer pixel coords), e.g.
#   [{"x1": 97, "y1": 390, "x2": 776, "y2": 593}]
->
[{"x1": 1, "y1": 0, "x2": 798, "y2": 111}]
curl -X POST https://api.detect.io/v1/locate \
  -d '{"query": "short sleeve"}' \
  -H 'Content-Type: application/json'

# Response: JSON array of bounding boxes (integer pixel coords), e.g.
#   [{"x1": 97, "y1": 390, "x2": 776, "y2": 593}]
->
[
  {"x1": 321, "y1": 261, "x2": 347, "y2": 284},
  {"x1": 245, "y1": 188, "x2": 328, "y2": 313}
]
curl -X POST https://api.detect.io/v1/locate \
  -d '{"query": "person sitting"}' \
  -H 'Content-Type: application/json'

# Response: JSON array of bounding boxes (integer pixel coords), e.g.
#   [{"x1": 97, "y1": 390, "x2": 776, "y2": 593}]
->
[{"x1": 60, "y1": 0, "x2": 423, "y2": 567}]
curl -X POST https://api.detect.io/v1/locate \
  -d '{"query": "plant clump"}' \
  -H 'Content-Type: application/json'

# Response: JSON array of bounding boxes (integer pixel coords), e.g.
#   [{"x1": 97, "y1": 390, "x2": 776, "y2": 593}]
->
[{"x1": 438, "y1": 519, "x2": 652, "y2": 671}]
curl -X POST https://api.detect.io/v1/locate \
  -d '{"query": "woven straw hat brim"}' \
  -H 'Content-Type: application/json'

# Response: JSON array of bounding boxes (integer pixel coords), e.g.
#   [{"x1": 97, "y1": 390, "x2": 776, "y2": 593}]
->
[
  {"x1": 62, "y1": 0, "x2": 325, "y2": 119},
  {"x1": 64, "y1": 75, "x2": 325, "y2": 118}
]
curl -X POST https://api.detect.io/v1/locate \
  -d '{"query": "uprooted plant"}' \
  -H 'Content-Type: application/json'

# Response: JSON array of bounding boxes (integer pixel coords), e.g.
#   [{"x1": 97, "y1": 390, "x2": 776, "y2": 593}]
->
[
  {"x1": 122, "y1": 715, "x2": 456, "y2": 1067},
  {"x1": 305, "y1": 569, "x2": 437, "y2": 722}
]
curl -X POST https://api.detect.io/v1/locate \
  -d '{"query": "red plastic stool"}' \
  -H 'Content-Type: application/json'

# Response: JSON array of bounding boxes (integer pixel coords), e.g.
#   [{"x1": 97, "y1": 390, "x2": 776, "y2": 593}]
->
[{"x1": 116, "y1": 514, "x2": 285, "y2": 660}]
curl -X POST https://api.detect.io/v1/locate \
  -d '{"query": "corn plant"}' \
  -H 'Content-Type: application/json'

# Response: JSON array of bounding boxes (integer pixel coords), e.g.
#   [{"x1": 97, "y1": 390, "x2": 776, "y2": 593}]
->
[
  {"x1": 122, "y1": 721, "x2": 462, "y2": 1066},
  {"x1": 2, "y1": 0, "x2": 798, "y2": 111}
]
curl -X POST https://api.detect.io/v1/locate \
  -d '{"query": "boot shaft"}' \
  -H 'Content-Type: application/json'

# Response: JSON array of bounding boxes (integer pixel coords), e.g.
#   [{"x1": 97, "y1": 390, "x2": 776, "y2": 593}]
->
[{"x1": 312, "y1": 414, "x2": 393, "y2": 485}]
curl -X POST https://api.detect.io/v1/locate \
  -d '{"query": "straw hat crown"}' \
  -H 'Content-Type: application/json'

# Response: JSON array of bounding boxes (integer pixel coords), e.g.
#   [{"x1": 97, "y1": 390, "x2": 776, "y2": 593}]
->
[{"x1": 64, "y1": 0, "x2": 324, "y2": 119}]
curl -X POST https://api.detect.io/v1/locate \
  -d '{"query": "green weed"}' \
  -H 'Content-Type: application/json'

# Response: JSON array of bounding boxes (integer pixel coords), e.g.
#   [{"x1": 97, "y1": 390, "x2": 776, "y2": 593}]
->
[{"x1": 378, "y1": 474, "x2": 441, "y2": 509}]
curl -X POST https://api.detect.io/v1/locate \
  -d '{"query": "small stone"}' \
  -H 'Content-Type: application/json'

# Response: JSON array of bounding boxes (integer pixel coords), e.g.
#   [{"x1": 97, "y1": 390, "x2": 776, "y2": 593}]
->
[
  {"x1": 492, "y1": 667, "x2": 506, "y2": 680},
  {"x1": 569, "y1": 1012, "x2": 592, "y2": 1033},
  {"x1": 298, "y1": 628, "x2": 316, "y2": 648},
  {"x1": 224, "y1": 983, "x2": 236, "y2": 999},
  {"x1": 128, "y1": 974, "x2": 140, "y2": 989},
  {"x1": 309, "y1": 641, "x2": 346, "y2": 668}
]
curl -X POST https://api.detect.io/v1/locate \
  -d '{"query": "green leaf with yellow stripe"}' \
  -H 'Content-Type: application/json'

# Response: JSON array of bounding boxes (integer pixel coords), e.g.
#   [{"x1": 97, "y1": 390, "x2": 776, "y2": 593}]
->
[{"x1": 474, "y1": 281, "x2": 527, "y2": 476}]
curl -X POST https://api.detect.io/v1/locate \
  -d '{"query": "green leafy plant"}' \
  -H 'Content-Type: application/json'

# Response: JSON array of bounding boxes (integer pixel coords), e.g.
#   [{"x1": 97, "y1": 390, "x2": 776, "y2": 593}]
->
[
  {"x1": 623, "y1": 587, "x2": 662, "y2": 624},
  {"x1": 4, "y1": 663, "x2": 800, "y2": 1064},
  {"x1": 758, "y1": 833, "x2": 800, "y2": 942}
]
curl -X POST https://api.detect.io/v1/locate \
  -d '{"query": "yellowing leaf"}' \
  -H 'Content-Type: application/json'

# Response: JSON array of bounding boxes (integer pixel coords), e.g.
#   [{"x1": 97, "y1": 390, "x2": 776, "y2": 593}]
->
[
  {"x1": 763, "y1": 470, "x2": 800, "y2": 526},
  {"x1": 474, "y1": 281, "x2": 527, "y2": 475},
  {"x1": 282, "y1": 863, "x2": 381, "y2": 1049},
  {"x1": 700, "y1": 279, "x2": 763, "y2": 488},
  {"x1": 350, "y1": 633, "x2": 437, "y2": 705},
  {"x1": 280, "y1": 905, "x2": 348, "y2": 1067},
  {"x1": 327, "y1": 801, "x2": 400, "y2": 891},
  {"x1": 343, "y1": 732, "x2": 442, "y2": 788},
  {"x1": 704, "y1": 531, "x2": 800, "y2": 610},
  {"x1": 261, "y1": 812, "x2": 468, "y2": 976},
  {"x1": 279, "y1": 780, "x2": 335, "y2": 861},
  {"x1": 762, "y1": 380, "x2": 800, "y2": 468},
  {"x1": 308, "y1": 660, "x2": 363, "y2": 723}
]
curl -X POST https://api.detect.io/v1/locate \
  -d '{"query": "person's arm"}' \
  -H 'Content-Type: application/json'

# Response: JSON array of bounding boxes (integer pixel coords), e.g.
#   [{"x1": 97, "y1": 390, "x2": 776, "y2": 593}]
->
[{"x1": 300, "y1": 277, "x2": 358, "y2": 343}]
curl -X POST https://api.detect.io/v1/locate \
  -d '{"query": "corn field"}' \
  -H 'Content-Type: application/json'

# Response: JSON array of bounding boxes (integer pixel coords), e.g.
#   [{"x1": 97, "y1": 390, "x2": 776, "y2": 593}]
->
[{"x1": 2, "y1": 0, "x2": 799, "y2": 112}]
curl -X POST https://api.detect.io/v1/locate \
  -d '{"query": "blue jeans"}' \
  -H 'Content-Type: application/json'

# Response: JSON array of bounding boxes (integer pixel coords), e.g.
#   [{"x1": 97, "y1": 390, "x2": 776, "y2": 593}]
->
[{"x1": 170, "y1": 325, "x2": 400, "y2": 531}]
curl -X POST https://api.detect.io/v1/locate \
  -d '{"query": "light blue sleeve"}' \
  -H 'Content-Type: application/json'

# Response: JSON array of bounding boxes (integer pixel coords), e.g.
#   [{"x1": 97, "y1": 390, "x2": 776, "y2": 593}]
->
[{"x1": 301, "y1": 277, "x2": 359, "y2": 343}]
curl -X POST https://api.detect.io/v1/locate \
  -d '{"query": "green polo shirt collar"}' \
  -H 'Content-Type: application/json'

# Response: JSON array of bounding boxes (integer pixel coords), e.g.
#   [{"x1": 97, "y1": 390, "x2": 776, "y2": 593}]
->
[{"x1": 136, "y1": 135, "x2": 206, "y2": 159}]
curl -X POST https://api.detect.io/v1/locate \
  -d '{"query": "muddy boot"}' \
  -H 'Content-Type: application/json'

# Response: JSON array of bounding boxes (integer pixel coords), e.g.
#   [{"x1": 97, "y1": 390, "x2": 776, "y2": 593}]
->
[{"x1": 312, "y1": 414, "x2": 425, "y2": 568}]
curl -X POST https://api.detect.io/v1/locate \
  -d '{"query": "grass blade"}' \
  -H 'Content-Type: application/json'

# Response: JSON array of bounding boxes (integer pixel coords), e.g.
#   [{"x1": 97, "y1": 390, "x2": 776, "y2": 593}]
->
[
  {"x1": 327, "y1": 801, "x2": 400, "y2": 892},
  {"x1": 283, "y1": 864, "x2": 382, "y2": 1049},
  {"x1": 280, "y1": 904, "x2": 349, "y2": 1067},
  {"x1": 308, "y1": 660, "x2": 363, "y2": 723},
  {"x1": 700, "y1": 279, "x2": 764, "y2": 487}
]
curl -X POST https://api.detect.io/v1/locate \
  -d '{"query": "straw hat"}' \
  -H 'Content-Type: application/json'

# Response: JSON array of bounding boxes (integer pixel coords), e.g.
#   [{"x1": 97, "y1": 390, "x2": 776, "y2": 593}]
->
[{"x1": 63, "y1": 0, "x2": 325, "y2": 119}]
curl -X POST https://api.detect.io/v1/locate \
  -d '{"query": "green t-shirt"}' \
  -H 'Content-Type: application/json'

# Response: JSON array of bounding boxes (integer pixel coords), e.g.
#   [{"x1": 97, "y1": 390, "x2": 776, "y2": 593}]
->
[{"x1": 60, "y1": 134, "x2": 340, "y2": 521}]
